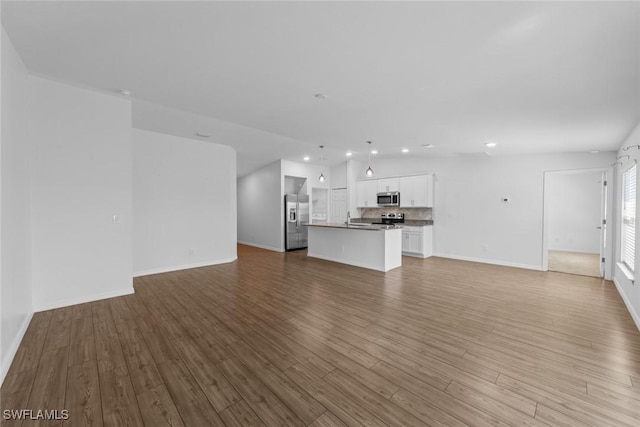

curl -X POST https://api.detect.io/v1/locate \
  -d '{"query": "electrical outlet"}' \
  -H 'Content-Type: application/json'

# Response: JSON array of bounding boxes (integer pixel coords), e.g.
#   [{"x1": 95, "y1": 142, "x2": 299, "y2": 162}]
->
[
  {"x1": 481, "y1": 244, "x2": 489, "y2": 252},
  {"x1": 189, "y1": 248, "x2": 194, "y2": 256},
  {"x1": 112, "y1": 214, "x2": 120, "y2": 224}
]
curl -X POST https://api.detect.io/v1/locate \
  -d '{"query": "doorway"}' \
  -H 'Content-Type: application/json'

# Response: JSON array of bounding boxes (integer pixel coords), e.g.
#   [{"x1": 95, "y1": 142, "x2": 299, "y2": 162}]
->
[{"x1": 543, "y1": 169, "x2": 610, "y2": 278}]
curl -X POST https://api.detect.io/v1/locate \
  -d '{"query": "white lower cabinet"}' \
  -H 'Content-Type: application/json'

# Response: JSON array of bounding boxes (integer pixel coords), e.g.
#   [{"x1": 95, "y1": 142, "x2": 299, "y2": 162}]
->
[{"x1": 401, "y1": 225, "x2": 433, "y2": 258}]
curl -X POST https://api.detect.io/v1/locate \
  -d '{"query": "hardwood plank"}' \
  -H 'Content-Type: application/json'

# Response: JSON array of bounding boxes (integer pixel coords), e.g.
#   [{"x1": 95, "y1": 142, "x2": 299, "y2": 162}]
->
[
  {"x1": 92, "y1": 322, "x2": 125, "y2": 374},
  {"x1": 98, "y1": 367, "x2": 144, "y2": 427},
  {"x1": 219, "y1": 400, "x2": 266, "y2": 427},
  {"x1": 248, "y1": 323, "x2": 335, "y2": 378},
  {"x1": 68, "y1": 317, "x2": 96, "y2": 367},
  {"x1": 43, "y1": 308, "x2": 73, "y2": 351},
  {"x1": 71, "y1": 303, "x2": 93, "y2": 320},
  {"x1": 157, "y1": 359, "x2": 224, "y2": 427},
  {"x1": 170, "y1": 337, "x2": 241, "y2": 412},
  {"x1": 534, "y1": 404, "x2": 592, "y2": 427},
  {"x1": 283, "y1": 363, "x2": 387, "y2": 427},
  {"x1": 64, "y1": 361, "x2": 102, "y2": 427},
  {"x1": 1, "y1": 368, "x2": 37, "y2": 399},
  {"x1": 444, "y1": 381, "x2": 547, "y2": 426},
  {"x1": 496, "y1": 373, "x2": 639, "y2": 427},
  {"x1": 218, "y1": 358, "x2": 304, "y2": 427},
  {"x1": 1, "y1": 385, "x2": 32, "y2": 427},
  {"x1": 227, "y1": 340, "x2": 325, "y2": 424},
  {"x1": 25, "y1": 346, "x2": 68, "y2": 427},
  {"x1": 136, "y1": 384, "x2": 185, "y2": 427},
  {"x1": 288, "y1": 330, "x2": 399, "y2": 398},
  {"x1": 308, "y1": 411, "x2": 347, "y2": 427},
  {"x1": 390, "y1": 388, "x2": 468, "y2": 427},
  {"x1": 373, "y1": 360, "x2": 509, "y2": 427},
  {"x1": 118, "y1": 326, "x2": 163, "y2": 394},
  {"x1": 323, "y1": 369, "x2": 429, "y2": 426}
]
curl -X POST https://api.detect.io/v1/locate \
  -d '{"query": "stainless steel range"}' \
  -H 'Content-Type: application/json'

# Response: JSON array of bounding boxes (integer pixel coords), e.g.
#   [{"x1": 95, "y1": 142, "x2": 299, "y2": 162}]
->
[{"x1": 373, "y1": 213, "x2": 405, "y2": 225}]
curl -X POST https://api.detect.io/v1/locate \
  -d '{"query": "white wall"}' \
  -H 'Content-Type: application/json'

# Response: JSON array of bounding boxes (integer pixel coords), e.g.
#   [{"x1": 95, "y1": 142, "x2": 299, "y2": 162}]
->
[
  {"x1": 362, "y1": 152, "x2": 616, "y2": 270},
  {"x1": 614, "y1": 121, "x2": 640, "y2": 330},
  {"x1": 547, "y1": 172, "x2": 603, "y2": 253},
  {"x1": 29, "y1": 76, "x2": 133, "y2": 311},
  {"x1": 133, "y1": 129, "x2": 237, "y2": 275},
  {"x1": 330, "y1": 162, "x2": 347, "y2": 189},
  {"x1": 1, "y1": 28, "x2": 34, "y2": 383},
  {"x1": 237, "y1": 160, "x2": 283, "y2": 251}
]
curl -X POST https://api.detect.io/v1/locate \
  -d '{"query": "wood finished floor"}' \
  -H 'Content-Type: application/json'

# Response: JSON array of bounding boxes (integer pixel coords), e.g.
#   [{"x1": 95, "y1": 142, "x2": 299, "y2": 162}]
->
[{"x1": 2, "y1": 244, "x2": 640, "y2": 426}]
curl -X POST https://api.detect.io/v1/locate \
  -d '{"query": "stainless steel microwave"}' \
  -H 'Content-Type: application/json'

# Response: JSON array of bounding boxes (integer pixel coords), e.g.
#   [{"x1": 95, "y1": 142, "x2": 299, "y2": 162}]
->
[{"x1": 377, "y1": 192, "x2": 400, "y2": 206}]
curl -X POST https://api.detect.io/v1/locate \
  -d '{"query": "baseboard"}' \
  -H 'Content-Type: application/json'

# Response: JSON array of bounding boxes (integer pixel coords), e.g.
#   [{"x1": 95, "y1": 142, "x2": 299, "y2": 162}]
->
[
  {"x1": 613, "y1": 277, "x2": 640, "y2": 332},
  {"x1": 237, "y1": 241, "x2": 284, "y2": 253},
  {"x1": 1, "y1": 310, "x2": 34, "y2": 386},
  {"x1": 133, "y1": 257, "x2": 237, "y2": 277},
  {"x1": 33, "y1": 287, "x2": 135, "y2": 312},
  {"x1": 433, "y1": 253, "x2": 543, "y2": 271}
]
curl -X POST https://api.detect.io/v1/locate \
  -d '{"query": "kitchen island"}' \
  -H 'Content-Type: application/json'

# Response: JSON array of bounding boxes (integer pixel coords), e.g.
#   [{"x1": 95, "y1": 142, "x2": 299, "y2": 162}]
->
[{"x1": 305, "y1": 223, "x2": 402, "y2": 272}]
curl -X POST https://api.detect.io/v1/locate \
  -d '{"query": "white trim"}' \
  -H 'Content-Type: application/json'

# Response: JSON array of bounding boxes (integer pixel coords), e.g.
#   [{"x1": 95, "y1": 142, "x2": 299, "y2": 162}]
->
[
  {"x1": 133, "y1": 257, "x2": 237, "y2": 277},
  {"x1": 433, "y1": 253, "x2": 543, "y2": 271},
  {"x1": 613, "y1": 277, "x2": 640, "y2": 332},
  {"x1": 237, "y1": 241, "x2": 284, "y2": 252},
  {"x1": 33, "y1": 287, "x2": 135, "y2": 312},
  {"x1": 1, "y1": 311, "x2": 34, "y2": 386},
  {"x1": 616, "y1": 262, "x2": 635, "y2": 283}
]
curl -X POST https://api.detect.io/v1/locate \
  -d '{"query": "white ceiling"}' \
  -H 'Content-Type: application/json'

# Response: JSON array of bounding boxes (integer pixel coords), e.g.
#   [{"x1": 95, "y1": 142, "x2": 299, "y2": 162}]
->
[{"x1": 3, "y1": 1, "x2": 639, "y2": 176}]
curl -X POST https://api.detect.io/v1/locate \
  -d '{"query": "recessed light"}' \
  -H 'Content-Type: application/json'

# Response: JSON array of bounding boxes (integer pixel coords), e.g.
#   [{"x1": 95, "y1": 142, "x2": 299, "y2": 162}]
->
[
  {"x1": 314, "y1": 93, "x2": 328, "y2": 99},
  {"x1": 422, "y1": 144, "x2": 435, "y2": 148},
  {"x1": 346, "y1": 152, "x2": 353, "y2": 157},
  {"x1": 303, "y1": 156, "x2": 310, "y2": 161},
  {"x1": 590, "y1": 150, "x2": 600, "y2": 154},
  {"x1": 118, "y1": 89, "x2": 132, "y2": 96},
  {"x1": 401, "y1": 148, "x2": 409, "y2": 153},
  {"x1": 485, "y1": 142, "x2": 497, "y2": 148},
  {"x1": 196, "y1": 132, "x2": 210, "y2": 138}
]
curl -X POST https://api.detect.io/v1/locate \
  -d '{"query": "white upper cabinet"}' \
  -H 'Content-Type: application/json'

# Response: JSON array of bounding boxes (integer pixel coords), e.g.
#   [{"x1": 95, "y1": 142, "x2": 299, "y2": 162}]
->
[
  {"x1": 400, "y1": 175, "x2": 433, "y2": 207},
  {"x1": 356, "y1": 180, "x2": 378, "y2": 207},
  {"x1": 377, "y1": 178, "x2": 400, "y2": 193}
]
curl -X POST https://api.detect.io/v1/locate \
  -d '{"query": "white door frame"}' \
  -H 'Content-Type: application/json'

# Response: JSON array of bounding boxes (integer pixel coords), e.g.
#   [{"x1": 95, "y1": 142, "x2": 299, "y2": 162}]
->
[{"x1": 542, "y1": 167, "x2": 613, "y2": 279}]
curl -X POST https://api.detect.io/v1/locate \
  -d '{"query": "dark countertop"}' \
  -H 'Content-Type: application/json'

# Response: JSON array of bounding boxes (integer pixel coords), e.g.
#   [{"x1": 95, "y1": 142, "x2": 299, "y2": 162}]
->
[
  {"x1": 351, "y1": 218, "x2": 433, "y2": 226},
  {"x1": 304, "y1": 222, "x2": 402, "y2": 231}
]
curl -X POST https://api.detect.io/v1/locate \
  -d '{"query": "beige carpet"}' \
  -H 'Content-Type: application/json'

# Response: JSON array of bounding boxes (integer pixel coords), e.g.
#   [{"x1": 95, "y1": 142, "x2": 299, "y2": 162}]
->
[{"x1": 548, "y1": 250, "x2": 601, "y2": 277}]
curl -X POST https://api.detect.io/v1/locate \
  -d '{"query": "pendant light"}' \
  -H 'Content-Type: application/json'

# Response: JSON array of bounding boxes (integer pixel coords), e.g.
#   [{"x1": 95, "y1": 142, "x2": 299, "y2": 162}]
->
[
  {"x1": 365, "y1": 141, "x2": 374, "y2": 177},
  {"x1": 318, "y1": 145, "x2": 326, "y2": 182}
]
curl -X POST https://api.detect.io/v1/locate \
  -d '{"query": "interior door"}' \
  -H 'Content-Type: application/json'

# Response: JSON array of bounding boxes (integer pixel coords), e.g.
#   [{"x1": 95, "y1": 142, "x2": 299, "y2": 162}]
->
[
  {"x1": 331, "y1": 188, "x2": 348, "y2": 223},
  {"x1": 599, "y1": 172, "x2": 607, "y2": 277}
]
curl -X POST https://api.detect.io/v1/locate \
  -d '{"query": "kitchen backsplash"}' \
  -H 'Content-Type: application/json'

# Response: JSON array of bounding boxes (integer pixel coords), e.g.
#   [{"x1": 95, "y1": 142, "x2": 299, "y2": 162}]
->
[{"x1": 359, "y1": 207, "x2": 432, "y2": 220}]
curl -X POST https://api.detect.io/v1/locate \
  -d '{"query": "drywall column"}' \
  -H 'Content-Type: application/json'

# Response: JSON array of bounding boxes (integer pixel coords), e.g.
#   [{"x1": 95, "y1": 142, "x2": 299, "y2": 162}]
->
[
  {"x1": 29, "y1": 76, "x2": 133, "y2": 311},
  {"x1": 1, "y1": 28, "x2": 34, "y2": 383},
  {"x1": 132, "y1": 129, "x2": 237, "y2": 275},
  {"x1": 237, "y1": 160, "x2": 283, "y2": 251}
]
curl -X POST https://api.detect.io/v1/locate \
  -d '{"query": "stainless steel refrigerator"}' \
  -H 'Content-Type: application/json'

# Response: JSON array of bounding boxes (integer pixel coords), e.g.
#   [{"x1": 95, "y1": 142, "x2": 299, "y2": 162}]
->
[{"x1": 285, "y1": 194, "x2": 309, "y2": 251}]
